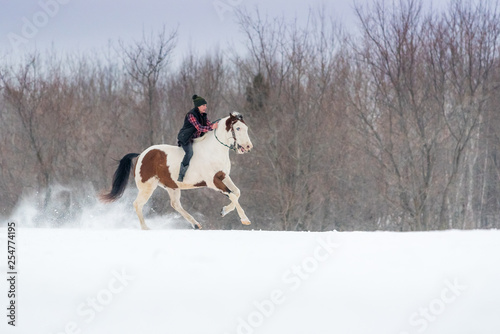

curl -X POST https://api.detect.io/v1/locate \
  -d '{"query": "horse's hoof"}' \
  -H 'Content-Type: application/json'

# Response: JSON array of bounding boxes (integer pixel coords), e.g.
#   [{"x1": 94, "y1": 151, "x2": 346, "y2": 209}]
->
[
  {"x1": 194, "y1": 224, "x2": 202, "y2": 230},
  {"x1": 221, "y1": 208, "x2": 227, "y2": 217},
  {"x1": 241, "y1": 220, "x2": 251, "y2": 225},
  {"x1": 141, "y1": 225, "x2": 151, "y2": 230}
]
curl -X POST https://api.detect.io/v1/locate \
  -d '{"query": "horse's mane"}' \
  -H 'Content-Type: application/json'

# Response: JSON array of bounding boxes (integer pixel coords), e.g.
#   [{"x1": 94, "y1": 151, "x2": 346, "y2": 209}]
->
[{"x1": 193, "y1": 133, "x2": 210, "y2": 143}]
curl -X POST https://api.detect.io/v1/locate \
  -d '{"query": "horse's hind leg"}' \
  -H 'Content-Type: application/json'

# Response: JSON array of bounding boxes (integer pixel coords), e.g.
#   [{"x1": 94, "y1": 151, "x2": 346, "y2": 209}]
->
[
  {"x1": 166, "y1": 188, "x2": 202, "y2": 229},
  {"x1": 133, "y1": 180, "x2": 157, "y2": 230}
]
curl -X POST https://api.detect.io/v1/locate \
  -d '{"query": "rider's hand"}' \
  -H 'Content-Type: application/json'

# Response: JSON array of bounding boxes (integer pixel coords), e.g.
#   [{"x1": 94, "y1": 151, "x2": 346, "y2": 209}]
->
[{"x1": 212, "y1": 122, "x2": 219, "y2": 129}]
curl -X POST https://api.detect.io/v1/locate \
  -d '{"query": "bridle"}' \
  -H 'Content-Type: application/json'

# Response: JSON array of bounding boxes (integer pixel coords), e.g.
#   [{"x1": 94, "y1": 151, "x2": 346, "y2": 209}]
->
[{"x1": 213, "y1": 118, "x2": 242, "y2": 152}]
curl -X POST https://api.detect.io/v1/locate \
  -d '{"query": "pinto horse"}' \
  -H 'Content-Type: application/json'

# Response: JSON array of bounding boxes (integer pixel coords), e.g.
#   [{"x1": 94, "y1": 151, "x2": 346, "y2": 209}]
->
[{"x1": 100, "y1": 112, "x2": 253, "y2": 230}]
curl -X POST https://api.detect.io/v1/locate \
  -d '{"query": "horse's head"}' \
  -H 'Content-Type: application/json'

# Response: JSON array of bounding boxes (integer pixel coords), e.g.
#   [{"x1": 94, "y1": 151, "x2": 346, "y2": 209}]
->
[{"x1": 225, "y1": 112, "x2": 253, "y2": 154}]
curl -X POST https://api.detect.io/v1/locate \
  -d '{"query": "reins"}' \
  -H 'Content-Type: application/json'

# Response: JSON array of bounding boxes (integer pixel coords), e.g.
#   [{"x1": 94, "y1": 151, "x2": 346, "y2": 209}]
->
[{"x1": 214, "y1": 119, "x2": 238, "y2": 152}]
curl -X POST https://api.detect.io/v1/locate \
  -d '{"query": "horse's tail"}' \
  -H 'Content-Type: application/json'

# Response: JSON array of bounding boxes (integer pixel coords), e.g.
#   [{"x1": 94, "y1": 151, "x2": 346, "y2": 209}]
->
[{"x1": 99, "y1": 153, "x2": 140, "y2": 202}]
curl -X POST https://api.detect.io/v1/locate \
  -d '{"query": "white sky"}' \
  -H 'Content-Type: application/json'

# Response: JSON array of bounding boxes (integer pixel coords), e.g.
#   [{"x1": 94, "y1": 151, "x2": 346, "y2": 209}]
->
[
  {"x1": 0, "y1": 0, "x2": 454, "y2": 65},
  {"x1": 0, "y1": 0, "x2": 361, "y2": 62}
]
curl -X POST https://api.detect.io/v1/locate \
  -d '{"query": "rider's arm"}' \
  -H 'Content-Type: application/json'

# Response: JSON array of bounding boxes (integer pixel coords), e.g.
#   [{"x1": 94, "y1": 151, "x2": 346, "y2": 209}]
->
[{"x1": 188, "y1": 114, "x2": 215, "y2": 132}]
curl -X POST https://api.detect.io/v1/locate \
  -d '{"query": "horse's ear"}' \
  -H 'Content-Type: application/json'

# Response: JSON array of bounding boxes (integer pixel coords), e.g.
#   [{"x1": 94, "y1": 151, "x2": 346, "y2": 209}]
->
[
  {"x1": 226, "y1": 112, "x2": 244, "y2": 131},
  {"x1": 230, "y1": 111, "x2": 243, "y2": 121}
]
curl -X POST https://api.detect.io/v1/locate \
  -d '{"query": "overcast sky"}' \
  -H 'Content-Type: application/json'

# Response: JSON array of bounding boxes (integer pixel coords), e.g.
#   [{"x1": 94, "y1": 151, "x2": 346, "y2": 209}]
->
[
  {"x1": 0, "y1": 0, "x2": 454, "y2": 65},
  {"x1": 1, "y1": 0, "x2": 364, "y2": 63}
]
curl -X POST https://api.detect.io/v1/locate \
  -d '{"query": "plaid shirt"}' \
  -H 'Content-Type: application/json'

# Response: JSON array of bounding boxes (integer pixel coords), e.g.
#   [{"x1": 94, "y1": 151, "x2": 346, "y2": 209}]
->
[{"x1": 187, "y1": 113, "x2": 214, "y2": 138}]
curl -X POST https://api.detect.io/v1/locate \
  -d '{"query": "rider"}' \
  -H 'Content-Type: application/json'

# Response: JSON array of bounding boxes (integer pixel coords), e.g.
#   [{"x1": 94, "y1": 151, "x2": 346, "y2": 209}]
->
[{"x1": 177, "y1": 94, "x2": 218, "y2": 182}]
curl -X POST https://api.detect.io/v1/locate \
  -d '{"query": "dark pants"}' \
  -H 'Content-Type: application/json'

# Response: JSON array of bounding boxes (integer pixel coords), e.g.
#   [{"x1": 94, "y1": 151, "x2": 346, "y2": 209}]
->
[{"x1": 180, "y1": 142, "x2": 193, "y2": 167}]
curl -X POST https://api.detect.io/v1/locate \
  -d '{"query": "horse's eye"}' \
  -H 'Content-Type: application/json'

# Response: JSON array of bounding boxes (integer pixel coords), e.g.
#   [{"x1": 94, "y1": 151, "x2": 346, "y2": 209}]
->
[{"x1": 236, "y1": 127, "x2": 241, "y2": 131}]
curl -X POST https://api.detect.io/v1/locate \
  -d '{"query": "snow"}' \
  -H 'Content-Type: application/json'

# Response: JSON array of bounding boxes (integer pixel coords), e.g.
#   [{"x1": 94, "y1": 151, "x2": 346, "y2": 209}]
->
[{"x1": 1, "y1": 225, "x2": 500, "y2": 334}]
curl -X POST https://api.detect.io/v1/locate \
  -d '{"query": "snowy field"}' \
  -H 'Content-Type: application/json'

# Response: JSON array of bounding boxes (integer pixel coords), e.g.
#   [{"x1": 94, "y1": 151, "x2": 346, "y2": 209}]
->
[{"x1": 1, "y1": 224, "x2": 500, "y2": 334}]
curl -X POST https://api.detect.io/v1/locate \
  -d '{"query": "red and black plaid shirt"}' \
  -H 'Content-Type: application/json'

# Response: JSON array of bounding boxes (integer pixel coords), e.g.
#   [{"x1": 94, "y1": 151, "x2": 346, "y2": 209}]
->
[{"x1": 187, "y1": 113, "x2": 214, "y2": 138}]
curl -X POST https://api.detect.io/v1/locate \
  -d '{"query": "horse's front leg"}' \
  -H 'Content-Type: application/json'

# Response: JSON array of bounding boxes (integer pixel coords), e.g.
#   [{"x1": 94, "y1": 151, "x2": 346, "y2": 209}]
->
[
  {"x1": 167, "y1": 188, "x2": 202, "y2": 229},
  {"x1": 216, "y1": 174, "x2": 250, "y2": 225}
]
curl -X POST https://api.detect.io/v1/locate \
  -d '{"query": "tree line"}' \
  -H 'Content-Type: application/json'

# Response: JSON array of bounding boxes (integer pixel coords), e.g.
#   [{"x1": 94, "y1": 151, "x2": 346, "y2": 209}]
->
[{"x1": 1, "y1": 0, "x2": 500, "y2": 231}]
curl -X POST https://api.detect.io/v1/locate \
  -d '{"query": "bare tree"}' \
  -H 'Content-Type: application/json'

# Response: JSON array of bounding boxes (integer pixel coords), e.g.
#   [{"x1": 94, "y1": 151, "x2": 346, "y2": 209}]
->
[
  {"x1": 428, "y1": 0, "x2": 500, "y2": 229},
  {"x1": 235, "y1": 8, "x2": 346, "y2": 230},
  {"x1": 119, "y1": 27, "x2": 177, "y2": 145},
  {"x1": 0, "y1": 54, "x2": 54, "y2": 209},
  {"x1": 349, "y1": 0, "x2": 500, "y2": 230},
  {"x1": 350, "y1": 0, "x2": 438, "y2": 230}
]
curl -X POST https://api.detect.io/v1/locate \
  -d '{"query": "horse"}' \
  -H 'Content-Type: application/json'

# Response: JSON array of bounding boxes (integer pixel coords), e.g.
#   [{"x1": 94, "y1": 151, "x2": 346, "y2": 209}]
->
[{"x1": 99, "y1": 112, "x2": 253, "y2": 230}]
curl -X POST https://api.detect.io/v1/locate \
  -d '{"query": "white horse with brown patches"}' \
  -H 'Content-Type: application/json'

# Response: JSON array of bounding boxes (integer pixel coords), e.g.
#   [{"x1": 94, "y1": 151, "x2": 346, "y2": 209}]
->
[{"x1": 100, "y1": 112, "x2": 253, "y2": 230}]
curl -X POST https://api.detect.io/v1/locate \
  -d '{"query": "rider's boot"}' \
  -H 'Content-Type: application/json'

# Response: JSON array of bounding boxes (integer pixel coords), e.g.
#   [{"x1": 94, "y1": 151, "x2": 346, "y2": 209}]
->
[{"x1": 178, "y1": 163, "x2": 189, "y2": 182}]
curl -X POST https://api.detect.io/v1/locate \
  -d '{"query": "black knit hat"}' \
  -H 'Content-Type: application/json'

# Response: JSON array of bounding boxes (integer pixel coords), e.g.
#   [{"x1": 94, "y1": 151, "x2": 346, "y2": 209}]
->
[{"x1": 192, "y1": 94, "x2": 207, "y2": 107}]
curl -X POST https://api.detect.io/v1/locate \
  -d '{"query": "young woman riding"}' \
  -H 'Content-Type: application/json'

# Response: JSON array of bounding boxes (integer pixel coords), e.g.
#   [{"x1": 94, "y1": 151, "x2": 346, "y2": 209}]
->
[{"x1": 176, "y1": 94, "x2": 219, "y2": 182}]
